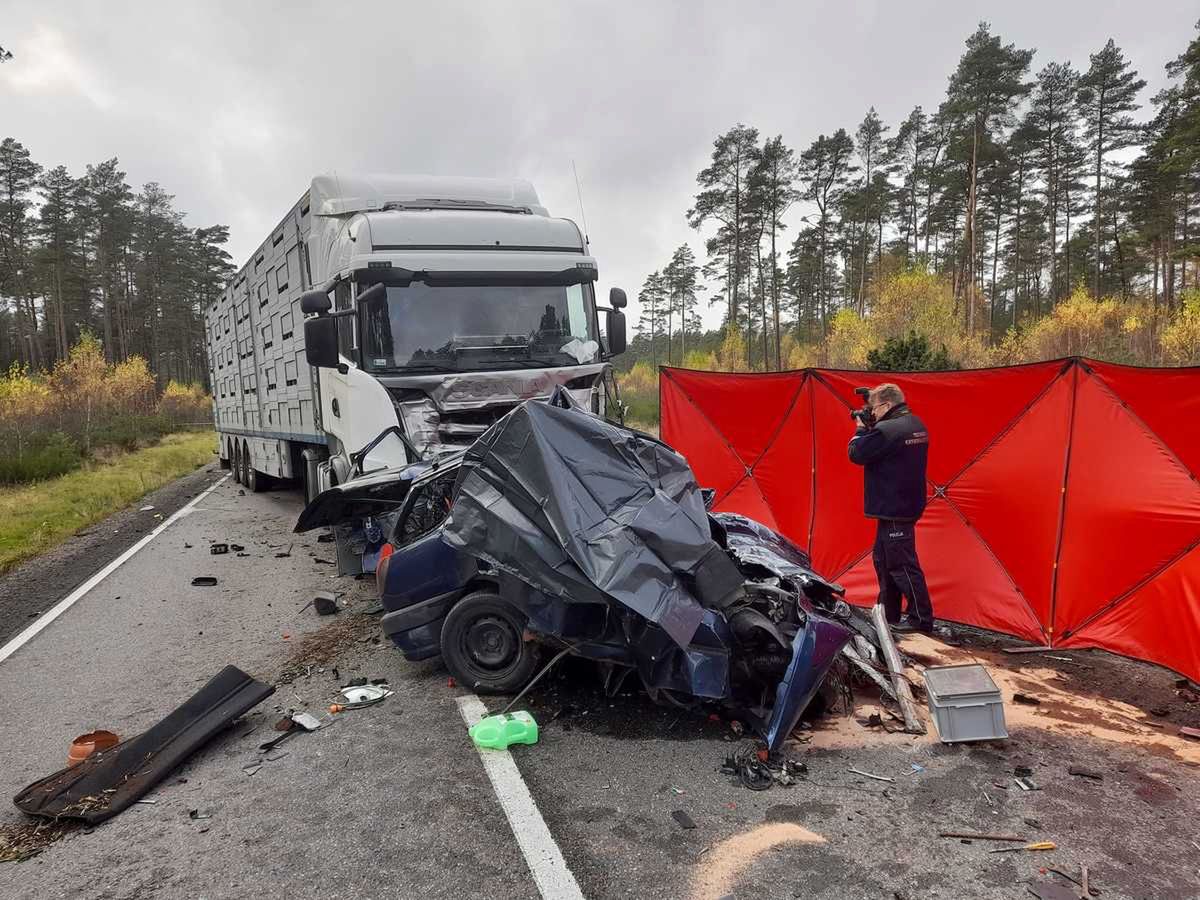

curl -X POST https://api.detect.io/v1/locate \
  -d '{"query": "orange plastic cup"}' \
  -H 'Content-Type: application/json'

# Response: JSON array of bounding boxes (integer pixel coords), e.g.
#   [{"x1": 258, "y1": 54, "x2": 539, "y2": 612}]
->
[{"x1": 67, "y1": 730, "x2": 119, "y2": 767}]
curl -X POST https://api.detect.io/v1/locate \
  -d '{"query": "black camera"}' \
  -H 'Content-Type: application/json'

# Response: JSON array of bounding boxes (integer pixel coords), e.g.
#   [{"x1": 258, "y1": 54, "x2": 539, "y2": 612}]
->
[{"x1": 850, "y1": 387, "x2": 875, "y2": 427}]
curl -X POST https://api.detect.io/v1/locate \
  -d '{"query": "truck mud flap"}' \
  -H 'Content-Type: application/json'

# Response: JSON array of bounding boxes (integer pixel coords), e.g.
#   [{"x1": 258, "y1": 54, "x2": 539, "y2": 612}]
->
[{"x1": 13, "y1": 666, "x2": 274, "y2": 825}]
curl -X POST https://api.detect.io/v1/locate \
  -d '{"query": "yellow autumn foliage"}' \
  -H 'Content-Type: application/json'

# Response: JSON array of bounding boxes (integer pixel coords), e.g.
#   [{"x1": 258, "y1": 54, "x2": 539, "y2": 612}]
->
[{"x1": 1160, "y1": 290, "x2": 1200, "y2": 365}]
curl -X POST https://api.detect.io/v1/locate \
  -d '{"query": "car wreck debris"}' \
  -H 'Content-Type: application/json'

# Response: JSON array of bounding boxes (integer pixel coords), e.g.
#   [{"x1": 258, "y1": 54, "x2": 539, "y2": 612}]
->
[
  {"x1": 14, "y1": 666, "x2": 273, "y2": 825},
  {"x1": 298, "y1": 387, "x2": 897, "y2": 749},
  {"x1": 870, "y1": 604, "x2": 925, "y2": 734},
  {"x1": 439, "y1": 389, "x2": 876, "y2": 750}
]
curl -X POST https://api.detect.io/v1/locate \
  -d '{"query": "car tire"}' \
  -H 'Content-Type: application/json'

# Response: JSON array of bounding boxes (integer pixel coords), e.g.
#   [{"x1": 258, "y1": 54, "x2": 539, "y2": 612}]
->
[
  {"x1": 232, "y1": 443, "x2": 242, "y2": 485},
  {"x1": 440, "y1": 591, "x2": 540, "y2": 694}
]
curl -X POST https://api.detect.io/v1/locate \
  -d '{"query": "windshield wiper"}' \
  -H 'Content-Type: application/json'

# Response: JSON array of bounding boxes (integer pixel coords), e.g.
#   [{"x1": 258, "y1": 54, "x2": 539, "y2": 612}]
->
[
  {"x1": 373, "y1": 363, "x2": 452, "y2": 374},
  {"x1": 479, "y1": 357, "x2": 570, "y2": 369}
]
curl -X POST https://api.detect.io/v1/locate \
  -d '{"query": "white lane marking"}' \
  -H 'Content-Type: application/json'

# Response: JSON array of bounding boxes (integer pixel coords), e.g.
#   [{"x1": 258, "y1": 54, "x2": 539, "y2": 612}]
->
[
  {"x1": 0, "y1": 474, "x2": 231, "y2": 665},
  {"x1": 456, "y1": 694, "x2": 585, "y2": 900}
]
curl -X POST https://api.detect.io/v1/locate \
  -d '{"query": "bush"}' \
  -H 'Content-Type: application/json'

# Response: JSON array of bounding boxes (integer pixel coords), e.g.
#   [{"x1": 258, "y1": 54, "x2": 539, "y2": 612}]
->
[
  {"x1": 617, "y1": 361, "x2": 659, "y2": 425},
  {"x1": 0, "y1": 432, "x2": 80, "y2": 484},
  {"x1": 867, "y1": 332, "x2": 958, "y2": 371},
  {"x1": 90, "y1": 414, "x2": 176, "y2": 451}
]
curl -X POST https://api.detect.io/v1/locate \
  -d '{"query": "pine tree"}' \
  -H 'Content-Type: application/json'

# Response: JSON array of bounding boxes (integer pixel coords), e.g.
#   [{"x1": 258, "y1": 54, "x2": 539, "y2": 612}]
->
[
  {"x1": 1078, "y1": 40, "x2": 1147, "y2": 299},
  {"x1": 942, "y1": 23, "x2": 1034, "y2": 334},
  {"x1": 797, "y1": 129, "x2": 856, "y2": 336},
  {"x1": 1029, "y1": 62, "x2": 1081, "y2": 307},
  {"x1": 0, "y1": 138, "x2": 43, "y2": 367},
  {"x1": 688, "y1": 125, "x2": 760, "y2": 330},
  {"x1": 749, "y1": 136, "x2": 799, "y2": 368},
  {"x1": 853, "y1": 108, "x2": 889, "y2": 313},
  {"x1": 635, "y1": 270, "x2": 666, "y2": 367}
]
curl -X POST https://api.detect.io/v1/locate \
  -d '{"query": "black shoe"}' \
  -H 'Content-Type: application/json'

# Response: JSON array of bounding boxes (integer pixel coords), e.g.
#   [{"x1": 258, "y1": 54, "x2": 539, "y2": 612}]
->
[{"x1": 893, "y1": 620, "x2": 934, "y2": 635}]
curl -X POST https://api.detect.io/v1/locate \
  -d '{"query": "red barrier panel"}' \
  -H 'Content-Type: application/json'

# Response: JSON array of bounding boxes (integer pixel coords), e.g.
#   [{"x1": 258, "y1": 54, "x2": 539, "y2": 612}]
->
[{"x1": 660, "y1": 359, "x2": 1200, "y2": 681}]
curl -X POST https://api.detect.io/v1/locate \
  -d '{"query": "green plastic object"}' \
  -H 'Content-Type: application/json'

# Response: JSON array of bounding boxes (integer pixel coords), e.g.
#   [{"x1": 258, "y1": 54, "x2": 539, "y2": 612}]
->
[{"x1": 469, "y1": 711, "x2": 539, "y2": 749}]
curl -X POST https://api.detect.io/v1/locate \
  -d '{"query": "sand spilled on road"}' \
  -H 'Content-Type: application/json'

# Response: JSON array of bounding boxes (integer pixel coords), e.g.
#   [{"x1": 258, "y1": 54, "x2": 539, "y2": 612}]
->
[
  {"x1": 796, "y1": 634, "x2": 1200, "y2": 765},
  {"x1": 690, "y1": 822, "x2": 826, "y2": 900}
]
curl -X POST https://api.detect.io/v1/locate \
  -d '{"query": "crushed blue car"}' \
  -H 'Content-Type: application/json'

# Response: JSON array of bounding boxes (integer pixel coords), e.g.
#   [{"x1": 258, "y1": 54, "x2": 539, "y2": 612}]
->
[{"x1": 296, "y1": 388, "x2": 884, "y2": 750}]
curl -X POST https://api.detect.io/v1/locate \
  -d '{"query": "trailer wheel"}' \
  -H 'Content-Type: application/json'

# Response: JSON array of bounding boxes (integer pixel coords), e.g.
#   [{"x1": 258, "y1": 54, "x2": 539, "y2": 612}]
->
[
  {"x1": 440, "y1": 592, "x2": 540, "y2": 694},
  {"x1": 231, "y1": 442, "x2": 242, "y2": 485},
  {"x1": 245, "y1": 463, "x2": 267, "y2": 493},
  {"x1": 240, "y1": 441, "x2": 251, "y2": 488}
]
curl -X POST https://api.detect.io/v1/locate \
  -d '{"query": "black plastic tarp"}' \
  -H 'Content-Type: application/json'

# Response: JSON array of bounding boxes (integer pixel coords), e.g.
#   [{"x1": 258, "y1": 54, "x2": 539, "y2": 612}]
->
[
  {"x1": 442, "y1": 389, "x2": 744, "y2": 648},
  {"x1": 14, "y1": 665, "x2": 274, "y2": 824}
]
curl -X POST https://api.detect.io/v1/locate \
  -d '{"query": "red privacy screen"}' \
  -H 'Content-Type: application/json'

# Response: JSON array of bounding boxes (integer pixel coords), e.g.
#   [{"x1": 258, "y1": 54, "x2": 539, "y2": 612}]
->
[{"x1": 660, "y1": 359, "x2": 1200, "y2": 681}]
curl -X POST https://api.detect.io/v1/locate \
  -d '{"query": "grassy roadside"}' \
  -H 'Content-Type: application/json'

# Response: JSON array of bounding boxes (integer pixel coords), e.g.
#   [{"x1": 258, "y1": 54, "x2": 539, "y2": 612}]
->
[{"x1": 0, "y1": 431, "x2": 217, "y2": 575}]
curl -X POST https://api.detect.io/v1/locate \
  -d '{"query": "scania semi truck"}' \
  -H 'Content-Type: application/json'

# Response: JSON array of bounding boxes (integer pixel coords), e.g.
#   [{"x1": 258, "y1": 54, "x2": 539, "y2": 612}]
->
[{"x1": 204, "y1": 173, "x2": 627, "y2": 572}]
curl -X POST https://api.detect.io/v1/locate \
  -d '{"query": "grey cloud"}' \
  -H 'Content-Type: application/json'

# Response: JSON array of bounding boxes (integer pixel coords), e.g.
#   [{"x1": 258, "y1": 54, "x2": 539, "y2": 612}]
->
[{"x1": 1, "y1": 0, "x2": 1191, "y2": 329}]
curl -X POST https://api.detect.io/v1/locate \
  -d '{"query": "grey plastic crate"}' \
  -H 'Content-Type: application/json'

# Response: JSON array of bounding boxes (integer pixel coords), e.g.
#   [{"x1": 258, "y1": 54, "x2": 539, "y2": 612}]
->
[{"x1": 923, "y1": 664, "x2": 1008, "y2": 743}]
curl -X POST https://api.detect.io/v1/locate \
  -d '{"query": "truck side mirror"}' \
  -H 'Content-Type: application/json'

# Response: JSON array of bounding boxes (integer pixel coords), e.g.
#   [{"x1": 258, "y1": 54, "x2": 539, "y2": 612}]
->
[
  {"x1": 305, "y1": 317, "x2": 339, "y2": 368},
  {"x1": 605, "y1": 308, "x2": 627, "y2": 357},
  {"x1": 609, "y1": 287, "x2": 628, "y2": 309},
  {"x1": 300, "y1": 289, "x2": 332, "y2": 316}
]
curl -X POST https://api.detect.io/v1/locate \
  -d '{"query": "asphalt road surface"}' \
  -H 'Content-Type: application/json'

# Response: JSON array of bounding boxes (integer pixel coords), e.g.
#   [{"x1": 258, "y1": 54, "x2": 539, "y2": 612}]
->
[{"x1": 1, "y1": 474, "x2": 1197, "y2": 899}]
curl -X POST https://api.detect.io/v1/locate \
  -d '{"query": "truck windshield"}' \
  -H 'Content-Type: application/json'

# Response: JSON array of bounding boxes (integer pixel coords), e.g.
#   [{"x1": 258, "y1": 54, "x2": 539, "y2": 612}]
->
[{"x1": 360, "y1": 282, "x2": 600, "y2": 372}]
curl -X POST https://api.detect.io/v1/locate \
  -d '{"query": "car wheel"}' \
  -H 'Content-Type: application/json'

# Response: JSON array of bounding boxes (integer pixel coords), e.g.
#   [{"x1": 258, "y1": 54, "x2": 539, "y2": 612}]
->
[
  {"x1": 232, "y1": 443, "x2": 242, "y2": 484},
  {"x1": 240, "y1": 442, "x2": 250, "y2": 487},
  {"x1": 440, "y1": 591, "x2": 540, "y2": 693}
]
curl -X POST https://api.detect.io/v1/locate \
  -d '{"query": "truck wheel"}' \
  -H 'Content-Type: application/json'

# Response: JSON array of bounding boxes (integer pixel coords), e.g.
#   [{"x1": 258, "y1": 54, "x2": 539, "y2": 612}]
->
[
  {"x1": 232, "y1": 443, "x2": 242, "y2": 484},
  {"x1": 245, "y1": 465, "x2": 267, "y2": 493},
  {"x1": 440, "y1": 592, "x2": 540, "y2": 694},
  {"x1": 240, "y1": 442, "x2": 251, "y2": 487}
]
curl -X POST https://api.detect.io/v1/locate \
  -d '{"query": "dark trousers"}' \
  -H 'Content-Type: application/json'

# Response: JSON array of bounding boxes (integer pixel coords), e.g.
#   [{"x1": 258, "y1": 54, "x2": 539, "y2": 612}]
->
[{"x1": 871, "y1": 518, "x2": 933, "y2": 628}]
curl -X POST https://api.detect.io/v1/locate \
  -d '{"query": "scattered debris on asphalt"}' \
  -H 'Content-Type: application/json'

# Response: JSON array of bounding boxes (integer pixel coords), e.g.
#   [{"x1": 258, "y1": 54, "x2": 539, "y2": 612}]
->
[
  {"x1": 14, "y1": 667, "x2": 274, "y2": 825},
  {"x1": 1013, "y1": 692, "x2": 1041, "y2": 705},
  {"x1": 1014, "y1": 776, "x2": 1041, "y2": 791},
  {"x1": 1029, "y1": 882, "x2": 1084, "y2": 900},
  {"x1": 191, "y1": 576, "x2": 218, "y2": 587},
  {"x1": 848, "y1": 766, "x2": 895, "y2": 783},
  {"x1": 671, "y1": 810, "x2": 697, "y2": 830},
  {"x1": 1068, "y1": 765, "x2": 1103, "y2": 780},
  {"x1": 938, "y1": 831, "x2": 1026, "y2": 842},
  {"x1": 229, "y1": 543, "x2": 245, "y2": 552},
  {"x1": 274, "y1": 543, "x2": 293, "y2": 558},
  {"x1": 313, "y1": 592, "x2": 339, "y2": 616},
  {"x1": 187, "y1": 809, "x2": 211, "y2": 820},
  {"x1": 139, "y1": 505, "x2": 155, "y2": 512},
  {"x1": 210, "y1": 543, "x2": 228, "y2": 555},
  {"x1": 1180, "y1": 726, "x2": 1200, "y2": 740},
  {"x1": 988, "y1": 840, "x2": 1056, "y2": 853},
  {"x1": 720, "y1": 743, "x2": 807, "y2": 790},
  {"x1": 0, "y1": 821, "x2": 73, "y2": 863}
]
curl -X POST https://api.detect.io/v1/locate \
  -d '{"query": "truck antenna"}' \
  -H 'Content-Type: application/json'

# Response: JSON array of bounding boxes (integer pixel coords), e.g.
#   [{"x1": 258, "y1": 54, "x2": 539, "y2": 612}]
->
[{"x1": 572, "y1": 160, "x2": 589, "y2": 246}]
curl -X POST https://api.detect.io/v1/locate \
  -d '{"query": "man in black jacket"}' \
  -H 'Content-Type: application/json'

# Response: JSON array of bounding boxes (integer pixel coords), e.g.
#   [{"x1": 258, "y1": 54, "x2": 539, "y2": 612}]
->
[{"x1": 847, "y1": 383, "x2": 934, "y2": 633}]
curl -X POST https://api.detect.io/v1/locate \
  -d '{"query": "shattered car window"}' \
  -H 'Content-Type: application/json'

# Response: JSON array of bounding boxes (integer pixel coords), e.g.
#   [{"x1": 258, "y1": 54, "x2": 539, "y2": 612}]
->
[{"x1": 397, "y1": 469, "x2": 458, "y2": 546}]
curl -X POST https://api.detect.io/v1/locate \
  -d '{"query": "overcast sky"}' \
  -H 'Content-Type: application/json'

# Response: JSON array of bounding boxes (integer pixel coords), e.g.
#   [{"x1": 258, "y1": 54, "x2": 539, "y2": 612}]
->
[{"x1": 2, "y1": 2, "x2": 1195, "y2": 328}]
